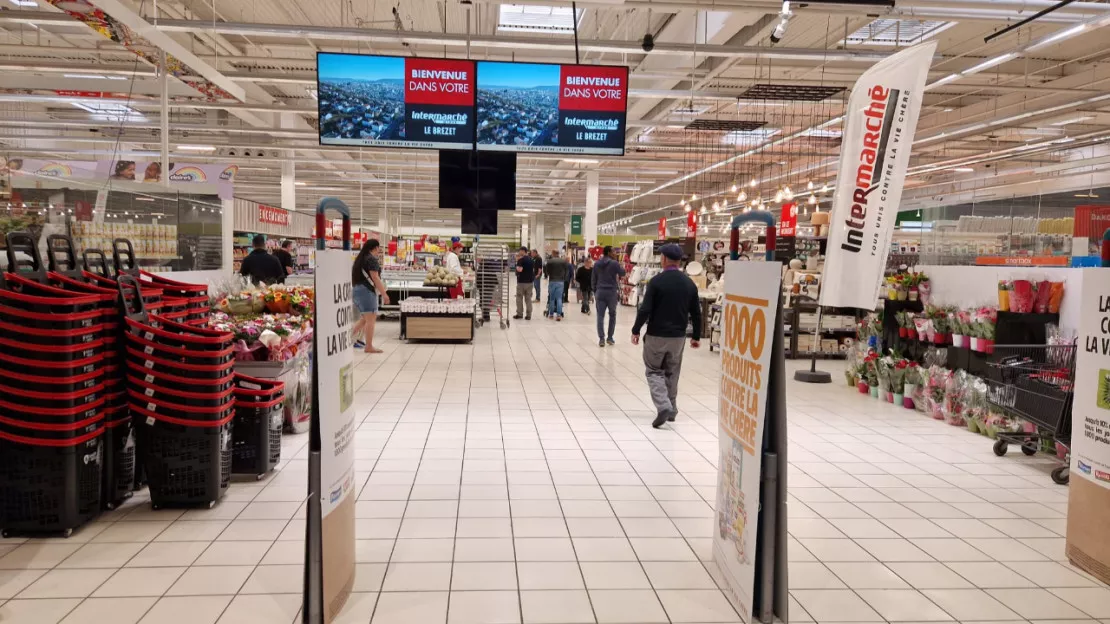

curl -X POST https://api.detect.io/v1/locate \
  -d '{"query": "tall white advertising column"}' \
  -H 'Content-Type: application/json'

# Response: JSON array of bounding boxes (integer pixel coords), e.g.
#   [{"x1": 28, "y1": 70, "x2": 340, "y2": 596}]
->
[
  {"x1": 583, "y1": 169, "x2": 599, "y2": 249},
  {"x1": 303, "y1": 198, "x2": 356, "y2": 624}
]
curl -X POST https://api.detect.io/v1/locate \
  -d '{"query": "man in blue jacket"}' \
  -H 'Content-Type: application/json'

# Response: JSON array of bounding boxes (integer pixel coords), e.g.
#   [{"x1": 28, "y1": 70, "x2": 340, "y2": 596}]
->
[{"x1": 591, "y1": 246, "x2": 627, "y2": 347}]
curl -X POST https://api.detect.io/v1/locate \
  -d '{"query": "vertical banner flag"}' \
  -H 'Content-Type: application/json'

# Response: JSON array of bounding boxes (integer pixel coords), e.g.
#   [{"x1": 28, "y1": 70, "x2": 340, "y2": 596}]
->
[
  {"x1": 820, "y1": 41, "x2": 936, "y2": 308},
  {"x1": 687, "y1": 211, "x2": 698, "y2": 238},
  {"x1": 715, "y1": 261, "x2": 782, "y2": 623},
  {"x1": 779, "y1": 203, "x2": 798, "y2": 238},
  {"x1": 571, "y1": 215, "x2": 583, "y2": 236},
  {"x1": 658, "y1": 217, "x2": 667, "y2": 239},
  {"x1": 311, "y1": 246, "x2": 357, "y2": 622}
]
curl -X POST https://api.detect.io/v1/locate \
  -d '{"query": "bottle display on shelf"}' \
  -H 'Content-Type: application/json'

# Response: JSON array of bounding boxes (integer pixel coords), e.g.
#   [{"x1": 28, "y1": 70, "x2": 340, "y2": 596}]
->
[{"x1": 70, "y1": 221, "x2": 179, "y2": 261}]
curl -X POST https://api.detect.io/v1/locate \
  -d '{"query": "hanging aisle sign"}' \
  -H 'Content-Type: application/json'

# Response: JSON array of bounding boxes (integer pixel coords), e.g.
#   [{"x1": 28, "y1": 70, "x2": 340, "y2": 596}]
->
[
  {"x1": 304, "y1": 198, "x2": 357, "y2": 623},
  {"x1": 715, "y1": 260, "x2": 782, "y2": 623},
  {"x1": 820, "y1": 41, "x2": 936, "y2": 309}
]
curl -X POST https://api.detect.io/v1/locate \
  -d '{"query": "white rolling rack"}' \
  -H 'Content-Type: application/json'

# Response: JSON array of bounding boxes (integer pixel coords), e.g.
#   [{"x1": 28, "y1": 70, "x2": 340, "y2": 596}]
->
[{"x1": 473, "y1": 242, "x2": 512, "y2": 329}]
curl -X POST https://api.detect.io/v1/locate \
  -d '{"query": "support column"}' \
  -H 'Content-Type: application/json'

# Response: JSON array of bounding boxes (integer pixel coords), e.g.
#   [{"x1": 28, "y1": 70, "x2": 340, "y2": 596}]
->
[
  {"x1": 532, "y1": 217, "x2": 545, "y2": 252},
  {"x1": 280, "y1": 113, "x2": 297, "y2": 211},
  {"x1": 520, "y1": 221, "x2": 529, "y2": 249},
  {"x1": 584, "y1": 169, "x2": 599, "y2": 249},
  {"x1": 159, "y1": 52, "x2": 169, "y2": 183}
]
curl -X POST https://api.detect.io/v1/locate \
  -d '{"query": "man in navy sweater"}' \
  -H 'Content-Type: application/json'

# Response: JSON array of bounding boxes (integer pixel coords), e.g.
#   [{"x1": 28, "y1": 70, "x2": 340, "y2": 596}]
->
[
  {"x1": 591, "y1": 246, "x2": 627, "y2": 347},
  {"x1": 631, "y1": 244, "x2": 701, "y2": 428}
]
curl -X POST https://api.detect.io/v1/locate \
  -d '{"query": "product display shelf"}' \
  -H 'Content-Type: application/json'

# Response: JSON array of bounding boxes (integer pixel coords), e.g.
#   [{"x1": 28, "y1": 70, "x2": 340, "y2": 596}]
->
[
  {"x1": 785, "y1": 301, "x2": 860, "y2": 360},
  {"x1": 399, "y1": 298, "x2": 477, "y2": 342}
]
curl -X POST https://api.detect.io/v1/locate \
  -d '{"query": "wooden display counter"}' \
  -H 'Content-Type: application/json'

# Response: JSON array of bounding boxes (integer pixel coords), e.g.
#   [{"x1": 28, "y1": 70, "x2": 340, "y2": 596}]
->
[{"x1": 400, "y1": 312, "x2": 474, "y2": 342}]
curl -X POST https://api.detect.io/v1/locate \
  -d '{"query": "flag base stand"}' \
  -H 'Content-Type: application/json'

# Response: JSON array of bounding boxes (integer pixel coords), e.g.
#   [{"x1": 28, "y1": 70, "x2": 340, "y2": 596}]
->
[{"x1": 794, "y1": 368, "x2": 832, "y2": 383}]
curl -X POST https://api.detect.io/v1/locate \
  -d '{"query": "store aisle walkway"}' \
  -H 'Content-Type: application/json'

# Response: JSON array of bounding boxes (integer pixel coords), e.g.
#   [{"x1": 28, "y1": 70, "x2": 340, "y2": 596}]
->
[{"x1": 0, "y1": 303, "x2": 1105, "y2": 624}]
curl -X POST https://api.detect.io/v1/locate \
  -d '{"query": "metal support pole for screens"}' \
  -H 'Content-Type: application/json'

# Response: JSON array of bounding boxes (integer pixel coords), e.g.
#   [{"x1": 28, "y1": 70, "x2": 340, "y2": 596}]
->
[{"x1": 303, "y1": 197, "x2": 351, "y2": 624}]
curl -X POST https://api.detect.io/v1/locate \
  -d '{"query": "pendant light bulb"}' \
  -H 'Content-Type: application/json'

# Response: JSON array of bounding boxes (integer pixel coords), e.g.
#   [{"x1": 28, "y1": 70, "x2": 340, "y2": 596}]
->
[
  {"x1": 730, "y1": 183, "x2": 738, "y2": 193},
  {"x1": 738, "y1": 191, "x2": 747, "y2": 202},
  {"x1": 749, "y1": 178, "x2": 757, "y2": 188},
  {"x1": 774, "y1": 189, "x2": 784, "y2": 203},
  {"x1": 750, "y1": 199, "x2": 758, "y2": 207},
  {"x1": 680, "y1": 198, "x2": 686, "y2": 206},
  {"x1": 808, "y1": 194, "x2": 817, "y2": 205},
  {"x1": 684, "y1": 204, "x2": 691, "y2": 213},
  {"x1": 807, "y1": 180, "x2": 814, "y2": 191},
  {"x1": 691, "y1": 193, "x2": 698, "y2": 202}
]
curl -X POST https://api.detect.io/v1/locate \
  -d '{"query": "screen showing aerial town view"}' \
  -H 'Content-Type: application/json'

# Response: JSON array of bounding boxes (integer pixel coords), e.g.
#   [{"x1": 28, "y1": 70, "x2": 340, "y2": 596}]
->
[
  {"x1": 477, "y1": 61, "x2": 628, "y2": 155},
  {"x1": 317, "y1": 53, "x2": 475, "y2": 150}
]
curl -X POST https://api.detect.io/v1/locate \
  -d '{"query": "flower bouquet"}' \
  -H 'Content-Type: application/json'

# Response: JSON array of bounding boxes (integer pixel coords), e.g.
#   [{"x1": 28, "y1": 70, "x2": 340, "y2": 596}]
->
[
  {"x1": 927, "y1": 305, "x2": 951, "y2": 345},
  {"x1": 943, "y1": 369, "x2": 968, "y2": 427},
  {"x1": 209, "y1": 311, "x2": 314, "y2": 362},
  {"x1": 997, "y1": 280, "x2": 1011, "y2": 312},
  {"x1": 902, "y1": 362, "x2": 921, "y2": 409},
  {"x1": 970, "y1": 306, "x2": 997, "y2": 353},
  {"x1": 917, "y1": 275, "x2": 932, "y2": 305},
  {"x1": 925, "y1": 365, "x2": 950, "y2": 420},
  {"x1": 907, "y1": 272, "x2": 927, "y2": 302},
  {"x1": 877, "y1": 355, "x2": 896, "y2": 402},
  {"x1": 891, "y1": 359, "x2": 910, "y2": 405},
  {"x1": 864, "y1": 352, "x2": 880, "y2": 397},
  {"x1": 951, "y1": 309, "x2": 972, "y2": 348},
  {"x1": 966, "y1": 376, "x2": 989, "y2": 434}
]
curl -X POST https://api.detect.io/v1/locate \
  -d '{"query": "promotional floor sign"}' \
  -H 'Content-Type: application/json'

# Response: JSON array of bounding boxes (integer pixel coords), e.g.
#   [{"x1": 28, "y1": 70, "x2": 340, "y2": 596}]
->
[
  {"x1": 1067, "y1": 268, "x2": 1110, "y2": 584},
  {"x1": 715, "y1": 260, "x2": 782, "y2": 623},
  {"x1": 307, "y1": 243, "x2": 357, "y2": 622},
  {"x1": 820, "y1": 41, "x2": 936, "y2": 309}
]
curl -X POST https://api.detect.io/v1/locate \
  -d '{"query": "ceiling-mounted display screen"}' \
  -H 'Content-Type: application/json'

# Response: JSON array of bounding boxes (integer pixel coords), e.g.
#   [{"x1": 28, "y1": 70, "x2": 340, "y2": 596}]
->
[
  {"x1": 476, "y1": 61, "x2": 628, "y2": 155},
  {"x1": 317, "y1": 53, "x2": 475, "y2": 150}
]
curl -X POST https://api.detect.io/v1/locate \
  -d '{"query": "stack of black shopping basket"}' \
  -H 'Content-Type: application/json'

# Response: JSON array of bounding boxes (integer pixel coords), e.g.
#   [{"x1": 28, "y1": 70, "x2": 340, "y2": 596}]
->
[
  {"x1": 232, "y1": 375, "x2": 286, "y2": 479},
  {"x1": 121, "y1": 275, "x2": 235, "y2": 510}
]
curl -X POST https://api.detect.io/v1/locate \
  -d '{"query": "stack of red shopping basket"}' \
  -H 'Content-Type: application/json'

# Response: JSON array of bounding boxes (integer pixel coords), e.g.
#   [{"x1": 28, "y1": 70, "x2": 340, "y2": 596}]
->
[
  {"x1": 140, "y1": 270, "x2": 210, "y2": 328},
  {"x1": 122, "y1": 275, "x2": 235, "y2": 509},
  {"x1": 44, "y1": 234, "x2": 163, "y2": 509},
  {"x1": 232, "y1": 375, "x2": 286, "y2": 479},
  {"x1": 0, "y1": 268, "x2": 107, "y2": 537}
]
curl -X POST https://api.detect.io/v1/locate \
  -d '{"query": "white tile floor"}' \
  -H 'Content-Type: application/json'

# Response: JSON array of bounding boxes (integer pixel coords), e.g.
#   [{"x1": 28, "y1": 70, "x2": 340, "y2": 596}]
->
[{"x1": 1, "y1": 297, "x2": 1107, "y2": 624}]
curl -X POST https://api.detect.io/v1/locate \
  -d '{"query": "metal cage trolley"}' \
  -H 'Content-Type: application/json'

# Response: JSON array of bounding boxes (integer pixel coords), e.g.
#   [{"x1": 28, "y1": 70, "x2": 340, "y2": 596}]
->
[
  {"x1": 474, "y1": 243, "x2": 511, "y2": 330},
  {"x1": 984, "y1": 344, "x2": 1075, "y2": 485}
]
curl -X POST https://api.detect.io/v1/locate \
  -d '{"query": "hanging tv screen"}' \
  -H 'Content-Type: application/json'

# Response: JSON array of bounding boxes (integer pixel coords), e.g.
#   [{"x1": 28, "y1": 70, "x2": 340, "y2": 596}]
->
[
  {"x1": 317, "y1": 53, "x2": 476, "y2": 150},
  {"x1": 476, "y1": 61, "x2": 628, "y2": 155},
  {"x1": 439, "y1": 151, "x2": 517, "y2": 211}
]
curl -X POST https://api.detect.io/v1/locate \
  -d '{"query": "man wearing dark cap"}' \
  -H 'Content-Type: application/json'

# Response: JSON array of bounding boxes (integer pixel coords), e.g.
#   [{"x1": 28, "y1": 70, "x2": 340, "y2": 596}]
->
[
  {"x1": 591, "y1": 245, "x2": 626, "y2": 347},
  {"x1": 631, "y1": 243, "x2": 701, "y2": 428}
]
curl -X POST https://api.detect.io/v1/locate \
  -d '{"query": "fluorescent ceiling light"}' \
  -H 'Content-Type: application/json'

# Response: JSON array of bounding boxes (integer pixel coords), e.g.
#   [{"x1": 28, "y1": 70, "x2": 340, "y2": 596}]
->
[
  {"x1": 134, "y1": 197, "x2": 156, "y2": 201},
  {"x1": 177, "y1": 144, "x2": 216, "y2": 151},
  {"x1": 8, "y1": 0, "x2": 38, "y2": 6},
  {"x1": 1050, "y1": 116, "x2": 1093, "y2": 126},
  {"x1": 1027, "y1": 24, "x2": 1087, "y2": 51},
  {"x1": 563, "y1": 158, "x2": 599, "y2": 164},
  {"x1": 294, "y1": 181, "x2": 307, "y2": 186},
  {"x1": 498, "y1": 4, "x2": 583, "y2": 35},
  {"x1": 64, "y1": 73, "x2": 127, "y2": 80},
  {"x1": 802, "y1": 128, "x2": 842, "y2": 138},
  {"x1": 932, "y1": 73, "x2": 960, "y2": 87},
  {"x1": 1076, "y1": 192, "x2": 1099, "y2": 198},
  {"x1": 723, "y1": 128, "x2": 780, "y2": 145},
  {"x1": 70, "y1": 101, "x2": 144, "y2": 122},
  {"x1": 952, "y1": 167, "x2": 974, "y2": 172},
  {"x1": 963, "y1": 53, "x2": 1016, "y2": 76},
  {"x1": 514, "y1": 212, "x2": 531, "y2": 217},
  {"x1": 522, "y1": 208, "x2": 542, "y2": 213}
]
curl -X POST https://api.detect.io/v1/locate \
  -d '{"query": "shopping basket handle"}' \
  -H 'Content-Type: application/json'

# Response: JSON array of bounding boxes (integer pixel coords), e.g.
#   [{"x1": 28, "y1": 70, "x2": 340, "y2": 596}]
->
[
  {"x1": 116, "y1": 274, "x2": 147, "y2": 321},
  {"x1": 46, "y1": 234, "x2": 80, "y2": 275},
  {"x1": 113, "y1": 238, "x2": 137, "y2": 276},
  {"x1": 82, "y1": 248, "x2": 112, "y2": 278},
  {"x1": 4, "y1": 231, "x2": 45, "y2": 279}
]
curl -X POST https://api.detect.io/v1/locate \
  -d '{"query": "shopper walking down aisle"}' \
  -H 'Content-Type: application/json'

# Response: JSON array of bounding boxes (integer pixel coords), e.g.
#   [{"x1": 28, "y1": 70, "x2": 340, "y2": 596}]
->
[
  {"x1": 531, "y1": 249, "x2": 543, "y2": 302},
  {"x1": 513, "y1": 246, "x2": 535, "y2": 320},
  {"x1": 239, "y1": 234, "x2": 284, "y2": 285},
  {"x1": 563, "y1": 256, "x2": 575, "y2": 304},
  {"x1": 543, "y1": 253, "x2": 570, "y2": 320},
  {"x1": 576, "y1": 257, "x2": 593, "y2": 314},
  {"x1": 592, "y1": 245, "x2": 626, "y2": 347},
  {"x1": 444, "y1": 242, "x2": 465, "y2": 299},
  {"x1": 631, "y1": 243, "x2": 701, "y2": 428},
  {"x1": 351, "y1": 239, "x2": 390, "y2": 353}
]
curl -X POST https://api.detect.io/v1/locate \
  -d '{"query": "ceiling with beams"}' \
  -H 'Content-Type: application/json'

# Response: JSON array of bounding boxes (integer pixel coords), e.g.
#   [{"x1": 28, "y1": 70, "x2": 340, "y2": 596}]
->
[{"x1": 1, "y1": 0, "x2": 1109, "y2": 234}]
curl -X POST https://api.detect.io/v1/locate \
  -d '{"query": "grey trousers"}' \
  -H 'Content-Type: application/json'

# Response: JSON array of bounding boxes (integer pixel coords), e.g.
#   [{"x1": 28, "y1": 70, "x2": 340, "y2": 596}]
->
[
  {"x1": 516, "y1": 283, "x2": 533, "y2": 317},
  {"x1": 643, "y1": 335, "x2": 685, "y2": 415},
  {"x1": 595, "y1": 290, "x2": 618, "y2": 341}
]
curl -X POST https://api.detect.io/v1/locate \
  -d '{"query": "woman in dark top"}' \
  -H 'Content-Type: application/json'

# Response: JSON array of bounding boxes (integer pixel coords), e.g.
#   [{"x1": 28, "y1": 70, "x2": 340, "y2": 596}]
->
[{"x1": 351, "y1": 239, "x2": 389, "y2": 354}]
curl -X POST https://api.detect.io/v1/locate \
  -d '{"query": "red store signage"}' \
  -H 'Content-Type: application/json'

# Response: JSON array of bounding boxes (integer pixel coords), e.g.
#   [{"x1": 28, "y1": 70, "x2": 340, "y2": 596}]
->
[
  {"x1": 258, "y1": 204, "x2": 290, "y2": 227},
  {"x1": 779, "y1": 202, "x2": 798, "y2": 237}
]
